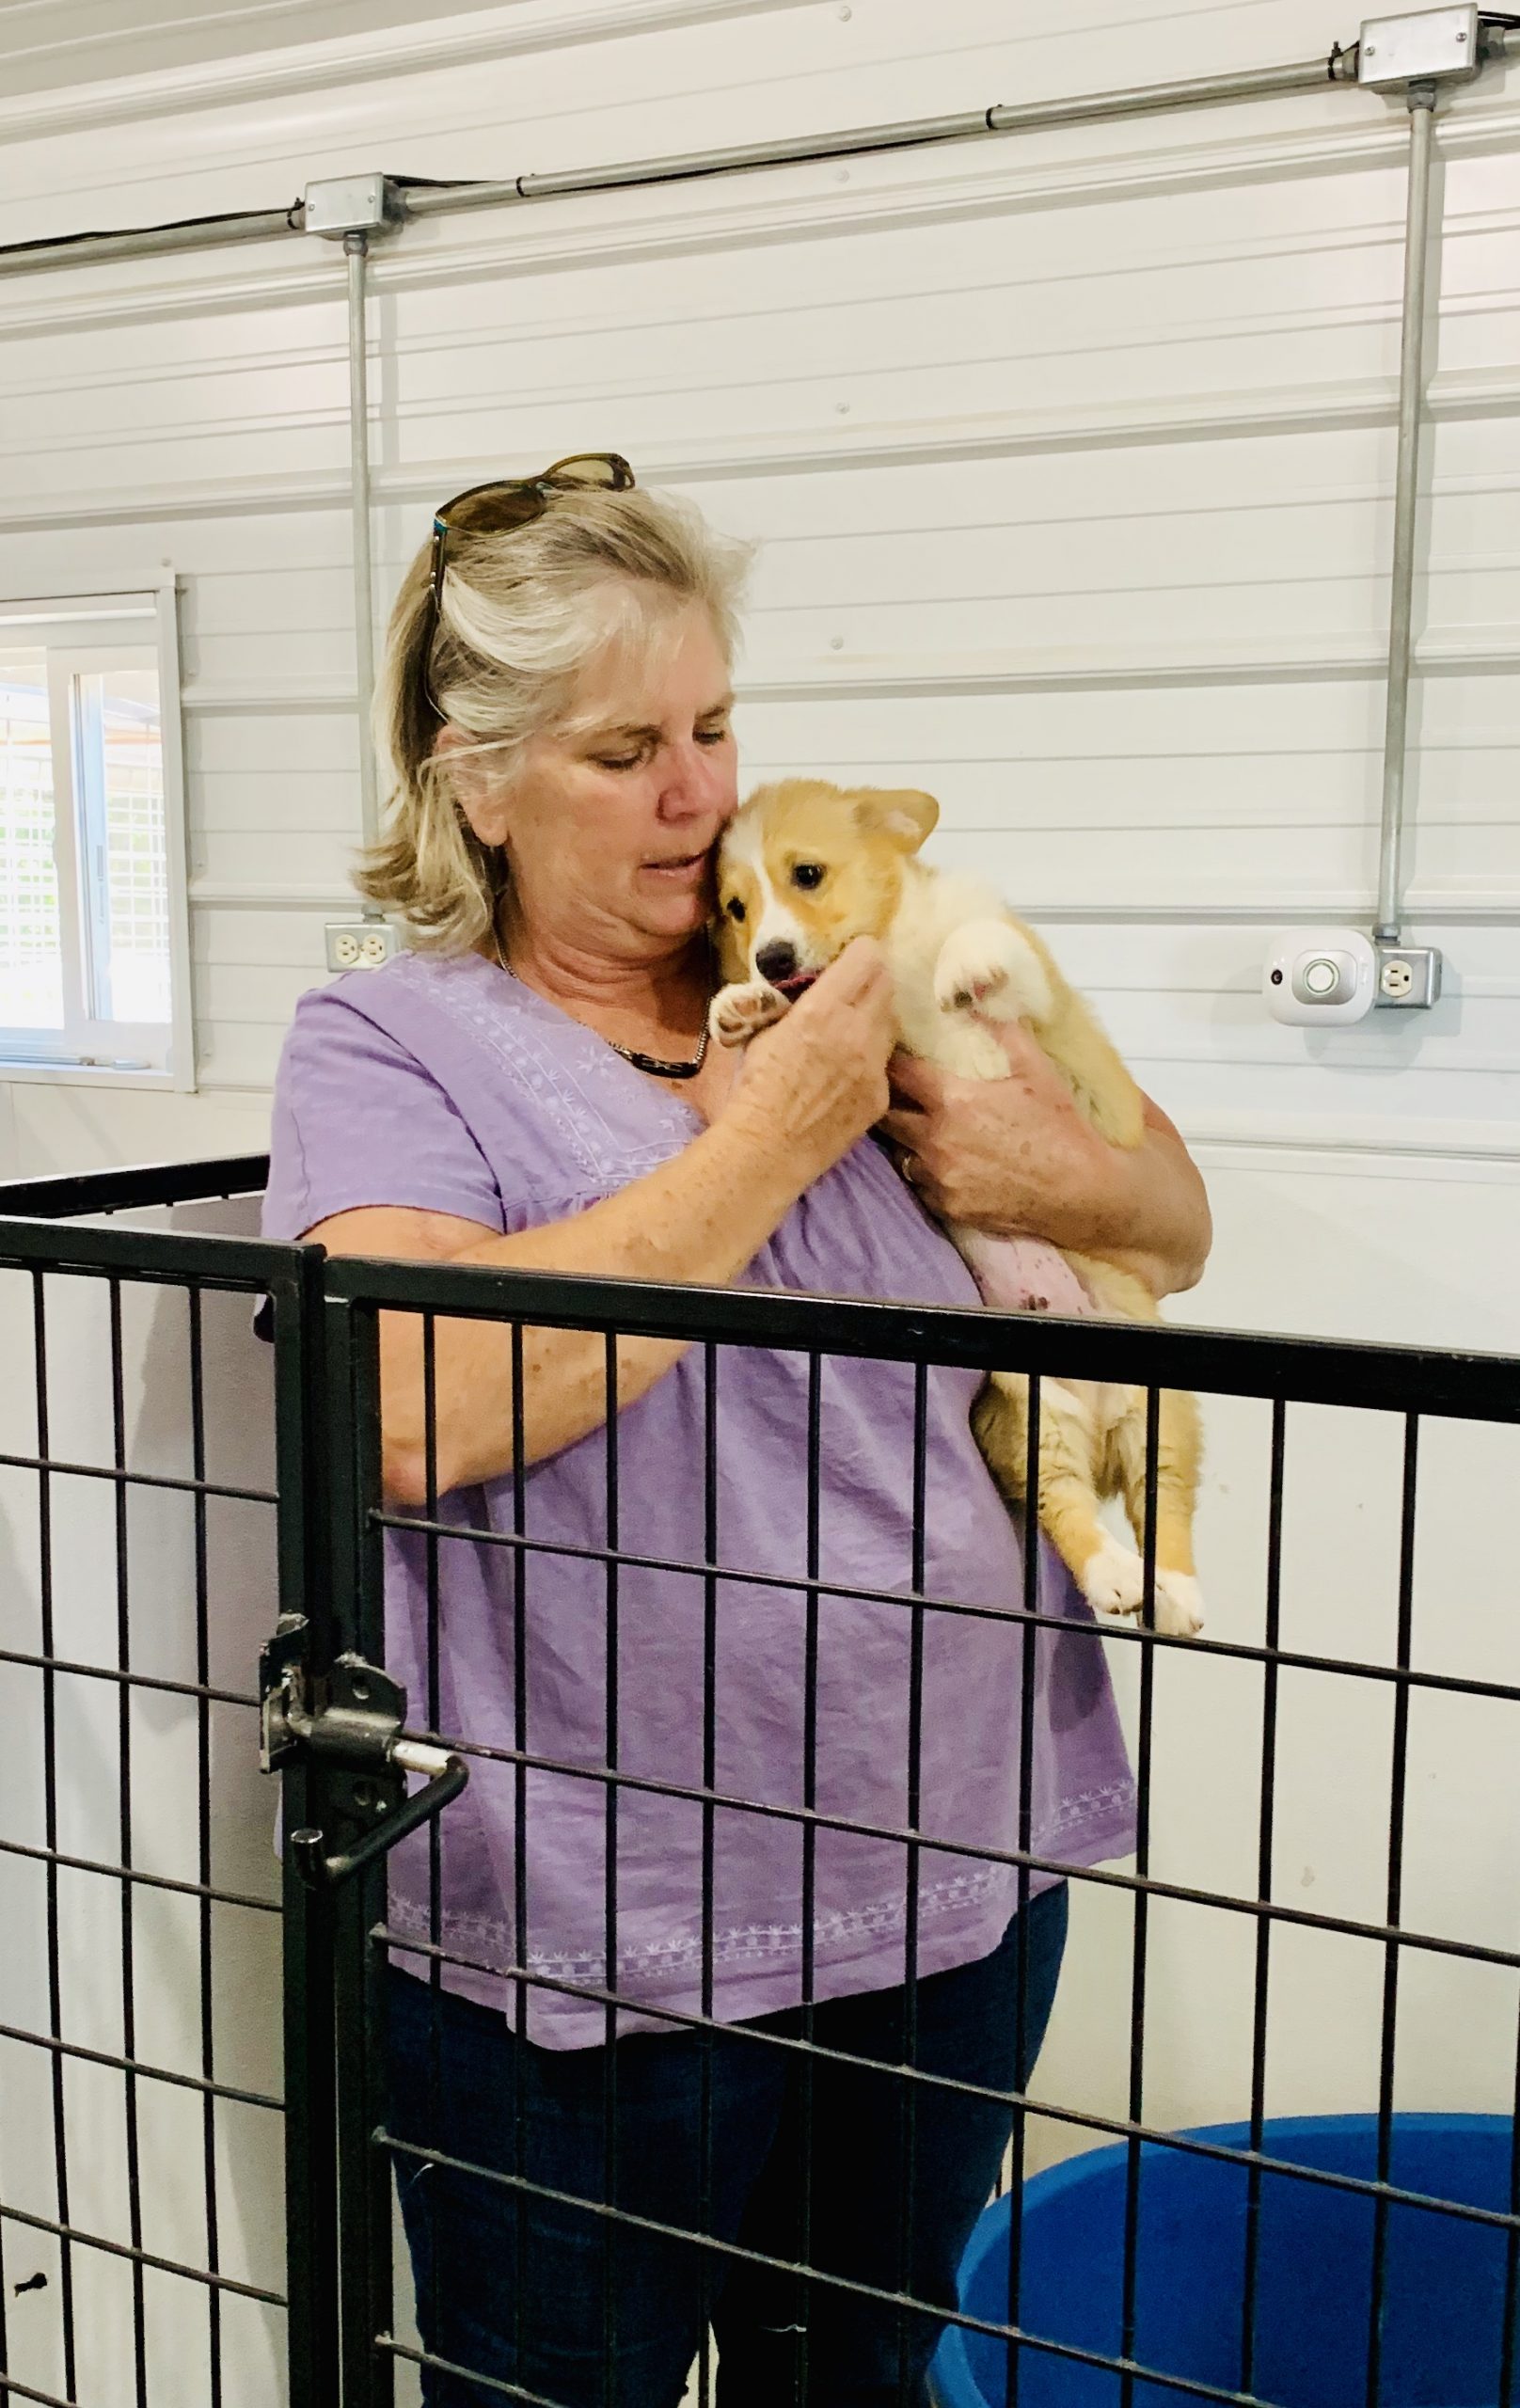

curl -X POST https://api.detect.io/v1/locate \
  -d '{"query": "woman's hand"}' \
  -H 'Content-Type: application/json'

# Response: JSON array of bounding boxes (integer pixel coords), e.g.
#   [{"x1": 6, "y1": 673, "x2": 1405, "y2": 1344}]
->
[
  {"x1": 879, "y1": 1020, "x2": 1211, "y2": 1299},
  {"x1": 727, "y1": 936, "x2": 896, "y2": 1184},
  {"x1": 311, "y1": 941, "x2": 898, "y2": 1502}
]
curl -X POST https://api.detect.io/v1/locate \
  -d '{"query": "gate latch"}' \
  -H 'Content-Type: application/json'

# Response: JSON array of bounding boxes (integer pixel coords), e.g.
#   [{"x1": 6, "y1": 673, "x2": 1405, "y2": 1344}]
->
[{"x1": 260, "y1": 1615, "x2": 468, "y2": 1889}]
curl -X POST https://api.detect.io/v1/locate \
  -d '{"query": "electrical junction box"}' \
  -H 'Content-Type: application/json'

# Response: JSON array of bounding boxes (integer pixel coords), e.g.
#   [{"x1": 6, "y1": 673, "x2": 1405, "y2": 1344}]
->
[
  {"x1": 1357, "y1": 6, "x2": 1480, "y2": 87},
  {"x1": 302, "y1": 174, "x2": 400, "y2": 239}
]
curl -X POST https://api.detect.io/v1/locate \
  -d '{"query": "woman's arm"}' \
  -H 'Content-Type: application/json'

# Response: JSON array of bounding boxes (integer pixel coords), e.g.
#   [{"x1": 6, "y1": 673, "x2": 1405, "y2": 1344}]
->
[
  {"x1": 878, "y1": 1023, "x2": 1211, "y2": 1301},
  {"x1": 308, "y1": 939, "x2": 895, "y2": 1504}
]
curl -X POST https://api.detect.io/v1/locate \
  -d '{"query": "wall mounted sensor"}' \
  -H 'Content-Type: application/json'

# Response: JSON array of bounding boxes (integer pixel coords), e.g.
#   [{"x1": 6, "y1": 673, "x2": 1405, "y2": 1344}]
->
[{"x1": 1263, "y1": 927, "x2": 1377, "y2": 1025}]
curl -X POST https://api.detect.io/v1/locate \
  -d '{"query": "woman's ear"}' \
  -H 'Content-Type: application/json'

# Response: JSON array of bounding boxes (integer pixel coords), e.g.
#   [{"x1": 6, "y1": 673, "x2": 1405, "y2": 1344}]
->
[
  {"x1": 851, "y1": 786, "x2": 940, "y2": 854},
  {"x1": 435, "y1": 724, "x2": 512, "y2": 848}
]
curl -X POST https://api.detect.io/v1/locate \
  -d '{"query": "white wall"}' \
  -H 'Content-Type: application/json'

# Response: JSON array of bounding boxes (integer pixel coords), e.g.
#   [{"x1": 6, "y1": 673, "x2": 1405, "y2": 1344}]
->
[
  {"x1": 0, "y1": 0, "x2": 1514, "y2": 1344},
  {"x1": 1, "y1": 2, "x2": 1518, "y2": 2395}
]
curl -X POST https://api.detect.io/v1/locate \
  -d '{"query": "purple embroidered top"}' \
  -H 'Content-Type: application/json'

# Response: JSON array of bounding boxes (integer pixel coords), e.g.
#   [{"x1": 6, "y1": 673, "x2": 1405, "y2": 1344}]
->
[{"x1": 263, "y1": 951, "x2": 1135, "y2": 2047}]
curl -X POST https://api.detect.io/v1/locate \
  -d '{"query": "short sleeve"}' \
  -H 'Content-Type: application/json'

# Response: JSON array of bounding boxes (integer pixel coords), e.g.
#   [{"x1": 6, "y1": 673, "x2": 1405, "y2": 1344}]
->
[{"x1": 261, "y1": 985, "x2": 504, "y2": 1242}]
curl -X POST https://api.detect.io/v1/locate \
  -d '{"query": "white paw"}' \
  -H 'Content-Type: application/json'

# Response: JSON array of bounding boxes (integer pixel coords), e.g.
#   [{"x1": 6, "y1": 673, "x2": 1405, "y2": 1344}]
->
[
  {"x1": 1077, "y1": 1545, "x2": 1204, "y2": 1637},
  {"x1": 1154, "y1": 1572, "x2": 1205, "y2": 1640},
  {"x1": 1079, "y1": 1537, "x2": 1148, "y2": 1619},
  {"x1": 709, "y1": 979, "x2": 789, "y2": 1048},
  {"x1": 932, "y1": 921, "x2": 1050, "y2": 1022}
]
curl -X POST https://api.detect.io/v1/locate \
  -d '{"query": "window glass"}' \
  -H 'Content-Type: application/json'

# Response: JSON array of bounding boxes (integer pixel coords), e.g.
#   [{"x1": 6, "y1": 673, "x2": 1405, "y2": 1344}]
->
[
  {"x1": 0, "y1": 596, "x2": 184, "y2": 1081},
  {"x1": 77, "y1": 666, "x2": 169, "y2": 1025},
  {"x1": 0, "y1": 653, "x2": 63, "y2": 1030}
]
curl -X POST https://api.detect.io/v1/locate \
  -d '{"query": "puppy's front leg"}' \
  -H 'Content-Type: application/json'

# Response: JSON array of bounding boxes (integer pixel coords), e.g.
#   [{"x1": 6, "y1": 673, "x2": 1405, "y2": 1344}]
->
[
  {"x1": 709, "y1": 978, "x2": 790, "y2": 1048},
  {"x1": 933, "y1": 919, "x2": 1053, "y2": 1025}
]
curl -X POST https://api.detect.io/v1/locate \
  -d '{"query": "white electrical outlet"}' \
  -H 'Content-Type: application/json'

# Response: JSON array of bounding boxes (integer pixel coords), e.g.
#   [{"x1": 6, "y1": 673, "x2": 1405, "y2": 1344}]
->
[
  {"x1": 325, "y1": 919, "x2": 401, "y2": 973},
  {"x1": 1372, "y1": 942, "x2": 1442, "y2": 1008}
]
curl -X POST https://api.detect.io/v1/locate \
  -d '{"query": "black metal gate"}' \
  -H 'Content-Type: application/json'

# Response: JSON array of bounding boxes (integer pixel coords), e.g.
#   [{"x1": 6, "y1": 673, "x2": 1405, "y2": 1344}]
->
[
  {"x1": 0, "y1": 1160, "x2": 336, "y2": 2408},
  {"x1": 3, "y1": 1156, "x2": 1519, "y2": 2408}
]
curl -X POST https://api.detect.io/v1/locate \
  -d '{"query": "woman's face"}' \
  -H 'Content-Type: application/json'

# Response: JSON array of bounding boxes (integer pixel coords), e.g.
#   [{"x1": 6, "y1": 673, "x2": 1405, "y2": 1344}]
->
[{"x1": 461, "y1": 602, "x2": 739, "y2": 961}]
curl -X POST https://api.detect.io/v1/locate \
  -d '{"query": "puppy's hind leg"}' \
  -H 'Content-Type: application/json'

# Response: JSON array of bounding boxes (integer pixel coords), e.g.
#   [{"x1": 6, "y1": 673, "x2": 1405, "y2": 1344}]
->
[
  {"x1": 975, "y1": 1374, "x2": 1145, "y2": 1621},
  {"x1": 1112, "y1": 1387, "x2": 1205, "y2": 1638},
  {"x1": 972, "y1": 1371, "x2": 1032, "y2": 1513}
]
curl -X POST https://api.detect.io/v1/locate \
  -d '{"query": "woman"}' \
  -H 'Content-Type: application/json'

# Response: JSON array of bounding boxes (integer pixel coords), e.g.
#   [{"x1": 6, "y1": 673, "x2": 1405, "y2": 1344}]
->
[{"x1": 263, "y1": 457, "x2": 1210, "y2": 2408}]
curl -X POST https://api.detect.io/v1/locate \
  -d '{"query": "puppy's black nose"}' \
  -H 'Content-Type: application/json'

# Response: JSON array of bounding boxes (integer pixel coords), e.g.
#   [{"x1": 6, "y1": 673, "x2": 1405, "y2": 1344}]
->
[{"x1": 755, "y1": 941, "x2": 798, "y2": 985}]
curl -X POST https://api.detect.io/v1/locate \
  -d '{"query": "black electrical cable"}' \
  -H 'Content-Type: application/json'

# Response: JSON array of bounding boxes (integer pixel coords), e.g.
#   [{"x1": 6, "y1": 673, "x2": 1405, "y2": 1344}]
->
[{"x1": 0, "y1": 197, "x2": 302, "y2": 265}]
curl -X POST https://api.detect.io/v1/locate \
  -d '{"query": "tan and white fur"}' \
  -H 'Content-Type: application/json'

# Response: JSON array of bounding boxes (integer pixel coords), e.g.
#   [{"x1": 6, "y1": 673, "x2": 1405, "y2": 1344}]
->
[{"x1": 711, "y1": 778, "x2": 1203, "y2": 1640}]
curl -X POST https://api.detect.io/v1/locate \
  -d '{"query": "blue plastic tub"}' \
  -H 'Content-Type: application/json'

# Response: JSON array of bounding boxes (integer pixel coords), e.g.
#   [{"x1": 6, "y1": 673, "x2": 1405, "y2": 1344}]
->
[{"x1": 929, "y1": 2115, "x2": 1518, "y2": 2408}]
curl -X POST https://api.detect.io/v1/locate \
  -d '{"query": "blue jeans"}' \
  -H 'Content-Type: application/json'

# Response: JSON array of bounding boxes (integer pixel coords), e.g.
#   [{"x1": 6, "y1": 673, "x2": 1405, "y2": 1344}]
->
[{"x1": 387, "y1": 1881, "x2": 1068, "y2": 2408}]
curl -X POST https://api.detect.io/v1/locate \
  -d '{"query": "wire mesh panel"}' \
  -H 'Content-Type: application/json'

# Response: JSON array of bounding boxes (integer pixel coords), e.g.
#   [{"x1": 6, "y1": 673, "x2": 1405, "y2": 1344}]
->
[
  {"x1": 1, "y1": 1183, "x2": 1516, "y2": 2408},
  {"x1": 314, "y1": 1255, "x2": 1520, "y2": 2408},
  {"x1": 0, "y1": 1179, "x2": 333, "y2": 2408}
]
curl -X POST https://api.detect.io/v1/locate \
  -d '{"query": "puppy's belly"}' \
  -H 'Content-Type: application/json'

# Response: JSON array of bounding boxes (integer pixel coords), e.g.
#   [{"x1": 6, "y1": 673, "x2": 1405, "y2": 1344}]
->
[
  {"x1": 952, "y1": 1228, "x2": 1132, "y2": 1437},
  {"x1": 951, "y1": 1227, "x2": 1095, "y2": 1319}
]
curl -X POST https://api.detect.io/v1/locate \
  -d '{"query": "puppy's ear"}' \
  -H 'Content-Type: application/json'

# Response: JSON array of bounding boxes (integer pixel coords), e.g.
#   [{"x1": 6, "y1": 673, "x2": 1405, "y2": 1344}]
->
[{"x1": 851, "y1": 787, "x2": 939, "y2": 854}]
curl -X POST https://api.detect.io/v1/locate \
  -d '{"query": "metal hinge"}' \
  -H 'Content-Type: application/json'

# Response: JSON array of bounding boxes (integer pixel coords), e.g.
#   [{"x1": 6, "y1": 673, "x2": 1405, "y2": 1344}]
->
[{"x1": 260, "y1": 1615, "x2": 467, "y2": 1889}]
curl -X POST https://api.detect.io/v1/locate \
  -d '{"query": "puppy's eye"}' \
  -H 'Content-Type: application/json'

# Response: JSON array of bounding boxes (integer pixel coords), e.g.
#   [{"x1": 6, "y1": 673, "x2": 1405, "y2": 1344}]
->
[
  {"x1": 791, "y1": 863, "x2": 825, "y2": 891},
  {"x1": 724, "y1": 897, "x2": 746, "y2": 923}
]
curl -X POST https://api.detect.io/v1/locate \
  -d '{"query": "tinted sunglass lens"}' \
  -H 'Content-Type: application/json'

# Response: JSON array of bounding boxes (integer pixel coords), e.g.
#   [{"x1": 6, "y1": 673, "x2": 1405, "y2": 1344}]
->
[
  {"x1": 543, "y1": 452, "x2": 634, "y2": 491},
  {"x1": 451, "y1": 487, "x2": 547, "y2": 537},
  {"x1": 434, "y1": 454, "x2": 633, "y2": 573}
]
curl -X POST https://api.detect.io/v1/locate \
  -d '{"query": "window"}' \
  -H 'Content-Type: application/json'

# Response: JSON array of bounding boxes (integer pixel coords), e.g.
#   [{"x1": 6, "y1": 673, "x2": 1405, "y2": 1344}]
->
[{"x1": 0, "y1": 588, "x2": 192, "y2": 1084}]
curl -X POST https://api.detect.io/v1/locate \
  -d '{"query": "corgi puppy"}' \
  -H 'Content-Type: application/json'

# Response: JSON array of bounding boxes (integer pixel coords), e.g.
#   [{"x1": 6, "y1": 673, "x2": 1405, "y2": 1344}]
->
[{"x1": 710, "y1": 777, "x2": 1204, "y2": 1640}]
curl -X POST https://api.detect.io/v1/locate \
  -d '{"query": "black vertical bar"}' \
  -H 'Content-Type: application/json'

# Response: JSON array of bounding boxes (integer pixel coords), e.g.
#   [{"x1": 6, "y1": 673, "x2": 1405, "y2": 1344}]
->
[
  {"x1": 188, "y1": 1285, "x2": 223, "y2": 2408},
  {"x1": 1118, "y1": 1386, "x2": 1162, "y2": 2408},
  {"x1": 421, "y1": 1313, "x2": 443, "y2": 2360},
  {"x1": 1004, "y1": 1371, "x2": 1043, "y2": 2408},
  {"x1": 1365, "y1": 1414, "x2": 1419, "y2": 2408},
  {"x1": 796, "y1": 1348, "x2": 823, "y2": 2405},
  {"x1": 1241, "y1": 1398, "x2": 1286, "y2": 2397},
  {"x1": 109, "y1": 1275, "x2": 150, "y2": 2408},
  {"x1": 895, "y1": 1360, "x2": 929, "y2": 2405},
  {"x1": 697, "y1": 1340, "x2": 720, "y2": 2408},
  {"x1": 603, "y1": 1331, "x2": 621, "y2": 2407},
  {"x1": 510, "y1": 1322, "x2": 529, "y2": 2372},
  {"x1": 274, "y1": 1250, "x2": 340, "y2": 2408},
  {"x1": 31, "y1": 1271, "x2": 78, "y2": 2400},
  {"x1": 327, "y1": 1294, "x2": 394, "y2": 2408}
]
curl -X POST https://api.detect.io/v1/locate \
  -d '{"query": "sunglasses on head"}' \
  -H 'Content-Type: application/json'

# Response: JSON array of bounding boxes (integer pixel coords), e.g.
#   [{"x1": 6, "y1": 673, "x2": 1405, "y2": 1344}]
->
[{"x1": 427, "y1": 452, "x2": 636, "y2": 632}]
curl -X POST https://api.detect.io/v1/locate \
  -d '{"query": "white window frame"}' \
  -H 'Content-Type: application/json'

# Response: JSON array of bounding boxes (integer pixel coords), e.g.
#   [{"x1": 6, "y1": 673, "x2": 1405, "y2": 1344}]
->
[{"x1": 0, "y1": 582, "x2": 194, "y2": 1090}]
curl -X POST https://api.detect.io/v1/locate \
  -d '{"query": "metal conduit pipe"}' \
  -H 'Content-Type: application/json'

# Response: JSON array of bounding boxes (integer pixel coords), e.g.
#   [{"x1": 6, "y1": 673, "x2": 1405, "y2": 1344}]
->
[
  {"x1": 2, "y1": 33, "x2": 1512, "y2": 277},
  {"x1": 405, "y1": 109, "x2": 994, "y2": 215},
  {"x1": 0, "y1": 19, "x2": 1507, "y2": 960},
  {"x1": 0, "y1": 50, "x2": 1355, "y2": 273},
  {"x1": 0, "y1": 205, "x2": 300, "y2": 277},
  {"x1": 1375, "y1": 85, "x2": 1438, "y2": 945},
  {"x1": 985, "y1": 55, "x2": 1357, "y2": 129},
  {"x1": 402, "y1": 55, "x2": 1351, "y2": 220},
  {"x1": 343, "y1": 230, "x2": 382, "y2": 884}
]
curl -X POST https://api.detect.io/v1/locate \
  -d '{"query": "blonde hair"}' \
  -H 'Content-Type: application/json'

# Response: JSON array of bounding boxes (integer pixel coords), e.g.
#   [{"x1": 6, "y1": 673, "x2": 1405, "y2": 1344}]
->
[{"x1": 359, "y1": 483, "x2": 752, "y2": 952}]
